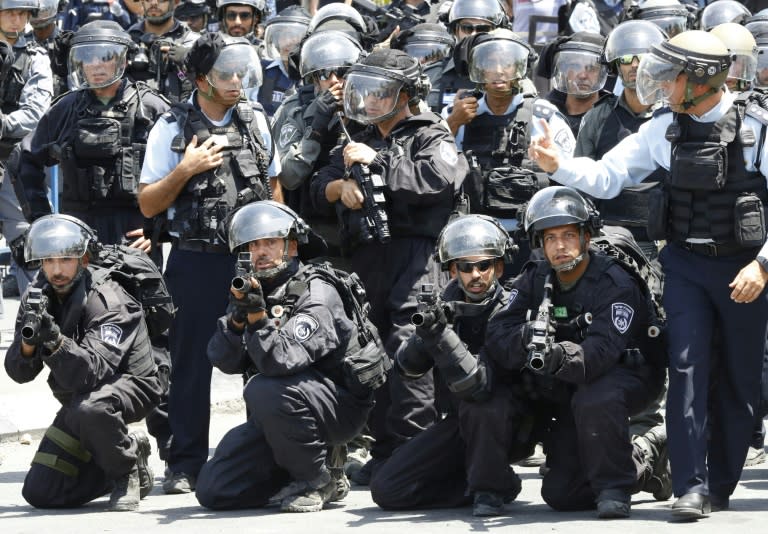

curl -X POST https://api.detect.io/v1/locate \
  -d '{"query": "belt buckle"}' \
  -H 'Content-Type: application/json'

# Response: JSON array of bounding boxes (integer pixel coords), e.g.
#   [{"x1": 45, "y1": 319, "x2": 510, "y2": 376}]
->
[{"x1": 704, "y1": 243, "x2": 718, "y2": 256}]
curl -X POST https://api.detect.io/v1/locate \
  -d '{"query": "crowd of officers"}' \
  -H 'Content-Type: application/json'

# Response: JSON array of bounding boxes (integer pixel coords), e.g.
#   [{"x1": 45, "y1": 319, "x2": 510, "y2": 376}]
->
[{"x1": 3, "y1": 0, "x2": 768, "y2": 523}]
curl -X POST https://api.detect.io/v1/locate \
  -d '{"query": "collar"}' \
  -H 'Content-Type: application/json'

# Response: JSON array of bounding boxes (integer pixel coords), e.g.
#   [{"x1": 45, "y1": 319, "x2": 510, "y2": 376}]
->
[
  {"x1": 689, "y1": 87, "x2": 733, "y2": 123},
  {"x1": 477, "y1": 92, "x2": 526, "y2": 116}
]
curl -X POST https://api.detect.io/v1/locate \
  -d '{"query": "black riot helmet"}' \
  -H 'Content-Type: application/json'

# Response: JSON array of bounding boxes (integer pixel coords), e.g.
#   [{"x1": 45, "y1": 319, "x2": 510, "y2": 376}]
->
[
  {"x1": 216, "y1": 0, "x2": 266, "y2": 27},
  {"x1": 307, "y1": 3, "x2": 367, "y2": 36},
  {"x1": 604, "y1": 20, "x2": 668, "y2": 85},
  {"x1": 549, "y1": 32, "x2": 608, "y2": 96},
  {"x1": 447, "y1": 0, "x2": 508, "y2": 34},
  {"x1": 699, "y1": 0, "x2": 751, "y2": 30},
  {"x1": 454, "y1": 28, "x2": 536, "y2": 89},
  {"x1": 30, "y1": 0, "x2": 60, "y2": 29},
  {"x1": 263, "y1": 5, "x2": 310, "y2": 62},
  {"x1": 343, "y1": 48, "x2": 428, "y2": 124},
  {"x1": 183, "y1": 32, "x2": 262, "y2": 91},
  {"x1": 622, "y1": 0, "x2": 692, "y2": 37},
  {"x1": 25, "y1": 214, "x2": 98, "y2": 262},
  {"x1": 299, "y1": 29, "x2": 364, "y2": 84},
  {"x1": 390, "y1": 23, "x2": 455, "y2": 68},
  {"x1": 68, "y1": 21, "x2": 134, "y2": 90},
  {"x1": 745, "y1": 11, "x2": 768, "y2": 38}
]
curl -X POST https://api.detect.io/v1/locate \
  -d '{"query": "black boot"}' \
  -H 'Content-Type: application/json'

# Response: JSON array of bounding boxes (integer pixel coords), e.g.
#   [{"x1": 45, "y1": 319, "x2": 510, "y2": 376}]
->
[
  {"x1": 131, "y1": 431, "x2": 154, "y2": 499},
  {"x1": 633, "y1": 425, "x2": 672, "y2": 501},
  {"x1": 108, "y1": 466, "x2": 140, "y2": 512}
]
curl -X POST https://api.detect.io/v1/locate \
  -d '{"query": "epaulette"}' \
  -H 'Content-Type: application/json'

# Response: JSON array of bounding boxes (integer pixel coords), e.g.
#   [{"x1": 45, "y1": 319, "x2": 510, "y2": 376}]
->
[
  {"x1": 652, "y1": 106, "x2": 672, "y2": 118},
  {"x1": 746, "y1": 99, "x2": 768, "y2": 126}
]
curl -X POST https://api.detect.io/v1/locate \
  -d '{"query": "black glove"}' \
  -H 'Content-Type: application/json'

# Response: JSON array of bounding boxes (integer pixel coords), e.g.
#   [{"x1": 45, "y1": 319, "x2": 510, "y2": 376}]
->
[
  {"x1": 532, "y1": 342, "x2": 565, "y2": 375},
  {"x1": 167, "y1": 43, "x2": 188, "y2": 65},
  {"x1": 311, "y1": 89, "x2": 340, "y2": 133},
  {"x1": 414, "y1": 305, "x2": 448, "y2": 345},
  {"x1": 29, "y1": 310, "x2": 61, "y2": 351},
  {"x1": 229, "y1": 283, "x2": 266, "y2": 323}
]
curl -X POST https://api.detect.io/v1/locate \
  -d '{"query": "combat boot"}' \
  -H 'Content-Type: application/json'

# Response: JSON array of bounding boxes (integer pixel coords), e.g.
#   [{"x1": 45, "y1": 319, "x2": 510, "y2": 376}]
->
[
  {"x1": 109, "y1": 466, "x2": 140, "y2": 512},
  {"x1": 327, "y1": 445, "x2": 350, "y2": 502},
  {"x1": 130, "y1": 431, "x2": 154, "y2": 499},
  {"x1": 634, "y1": 425, "x2": 672, "y2": 501}
]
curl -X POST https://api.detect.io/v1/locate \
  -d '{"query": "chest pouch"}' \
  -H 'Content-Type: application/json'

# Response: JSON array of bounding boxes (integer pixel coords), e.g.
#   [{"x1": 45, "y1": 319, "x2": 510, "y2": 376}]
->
[
  {"x1": 669, "y1": 141, "x2": 727, "y2": 191},
  {"x1": 734, "y1": 193, "x2": 767, "y2": 247},
  {"x1": 482, "y1": 166, "x2": 547, "y2": 219},
  {"x1": 74, "y1": 118, "x2": 122, "y2": 160}
]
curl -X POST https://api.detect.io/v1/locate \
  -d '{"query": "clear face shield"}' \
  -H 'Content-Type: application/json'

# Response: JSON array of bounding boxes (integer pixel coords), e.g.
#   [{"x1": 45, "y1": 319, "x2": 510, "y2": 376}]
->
[
  {"x1": 206, "y1": 43, "x2": 262, "y2": 93},
  {"x1": 25, "y1": 222, "x2": 90, "y2": 262},
  {"x1": 644, "y1": 15, "x2": 687, "y2": 37},
  {"x1": 263, "y1": 21, "x2": 306, "y2": 61},
  {"x1": 552, "y1": 50, "x2": 608, "y2": 96},
  {"x1": 468, "y1": 39, "x2": 528, "y2": 84},
  {"x1": 343, "y1": 72, "x2": 405, "y2": 124},
  {"x1": 68, "y1": 42, "x2": 128, "y2": 90},
  {"x1": 403, "y1": 41, "x2": 453, "y2": 67},
  {"x1": 728, "y1": 50, "x2": 758, "y2": 83},
  {"x1": 635, "y1": 52, "x2": 683, "y2": 105},
  {"x1": 755, "y1": 47, "x2": 768, "y2": 88}
]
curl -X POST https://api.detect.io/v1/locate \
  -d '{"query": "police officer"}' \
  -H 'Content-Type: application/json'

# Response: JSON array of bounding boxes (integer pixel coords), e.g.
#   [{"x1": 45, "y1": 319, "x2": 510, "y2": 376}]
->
[
  {"x1": 126, "y1": 0, "x2": 200, "y2": 104},
  {"x1": 217, "y1": 0, "x2": 266, "y2": 43},
  {"x1": 484, "y1": 187, "x2": 670, "y2": 518},
  {"x1": 272, "y1": 29, "x2": 364, "y2": 263},
  {"x1": 256, "y1": 5, "x2": 308, "y2": 118},
  {"x1": 710, "y1": 22, "x2": 759, "y2": 93},
  {"x1": 443, "y1": 29, "x2": 573, "y2": 274},
  {"x1": 138, "y1": 31, "x2": 278, "y2": 495},
  {"x1": 313, "y1": 48, "x2": 468, "y2": 483},
  {"x1": 621, "y1": 0, "x2": 692, "y2": 38},
  {"x1": 390, "y1": 23, "x2": 454, "y2": 88},
  {"x1": 175, "y1": 0, "x2": 211, "y2": 33},
  {"x1": 61, "y1": 0, "x2": 131, "y2": 31},
  {"x1": 371, "y1": 215, "x2": 519, "y2": 516},
  {"x1": 195, "y1": 201, "x2": 375, "y2": 512},
  {"x1": 536, "y1": 32, "x2": 610, "y2": 138},
  {"x1": 25, "y1": 0, "x2": 68, "y2": 96},
  {"x1": 4, "y1": 214, "x2": 162, "y2": 511},
  {"x1": 529, "y1": 30, "x2": 768, "y2": 520}
]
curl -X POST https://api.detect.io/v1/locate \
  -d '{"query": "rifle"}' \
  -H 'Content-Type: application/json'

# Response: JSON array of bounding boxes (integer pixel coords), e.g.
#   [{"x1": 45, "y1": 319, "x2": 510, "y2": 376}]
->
[
  {"x1": 338, "y1": 113, "x2": 391, "y2": 244},
  {"x1": 411, "y1": 283, "x2": 454, "y2": 329},
  {"x1": 526, "y1": 272, "x2": 555, "y2": 372},
  {"x1": 20, "y1": 288, "x2": 49, "y2": 342},
  {"x1": 231, "y1": 252, "x2": 254, "y2": 292}
]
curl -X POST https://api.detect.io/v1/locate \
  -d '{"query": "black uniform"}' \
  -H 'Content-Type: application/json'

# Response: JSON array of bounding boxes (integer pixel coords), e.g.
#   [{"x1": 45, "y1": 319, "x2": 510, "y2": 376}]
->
[
  {"x1": 4, "y1": 269, "x2": 162, "y2": 508},
  {"x1": 483, "y1": 252, "x2": 665, "y2": 509},
  {"x1": 17, "y1": 79, "x2": 170, "y2": 245},
  {"x1": 312, "y1": 111, "x2": 468, "y2": 461},
  {"x1": 425, "y1": 58, "x2": 474, "y2": 114},
  {"x1": 371, "y1": 280, "x2": 518, "y2": 509},
  {"x1": 195, "y1": 260, "x2": 374, "y2": 509}
]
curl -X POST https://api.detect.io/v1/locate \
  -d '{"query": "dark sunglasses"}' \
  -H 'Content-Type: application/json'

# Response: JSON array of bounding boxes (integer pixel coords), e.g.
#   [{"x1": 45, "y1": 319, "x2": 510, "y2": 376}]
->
[
  {"x1": 617, "y1": 54, "x2": 642, "y2": 65},
  {"x1": 314, "y1": 67, "x2": 348, "y2": 81},
  {"x1": 225, "y1": 10, "x2": 253, "y2": 21},
  {"x1": 458, "y1": 23, "x2": 493, "y2": 34},
  {"x1": 455, "y1": 259, "x2": 494, "y2": 273}
]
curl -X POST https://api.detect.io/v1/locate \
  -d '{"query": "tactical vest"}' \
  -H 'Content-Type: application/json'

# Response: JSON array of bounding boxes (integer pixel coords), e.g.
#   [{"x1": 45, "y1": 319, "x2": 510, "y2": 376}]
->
[
  {"x1": 167, "y1": 99, "x2": 272, "y2": 244},
  {"x1": 665, "y1": 103, "x2": 768, "y2": 246},
  {"x1": 258, "y1": 61, "x2": 295, "y2": 117},
  {"x1": 59, "y1": 82, "x2": 155, "y2": 211},
  {"x1": 0, "y1": 41, "x2": 39, "y2": 157},
  {"x1": 592, "y1": 96, "x2": 667, "y2": 230}
]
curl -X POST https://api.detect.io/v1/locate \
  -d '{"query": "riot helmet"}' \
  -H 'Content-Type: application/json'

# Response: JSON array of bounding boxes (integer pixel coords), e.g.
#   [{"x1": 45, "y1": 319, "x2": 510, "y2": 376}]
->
[
  {"x1": 636, "y1": 29, "x2": 730, "y2": 108},
  {"x1": 465, "y1": 29, "x2": 535, "y2": 86},
  {"x1": 227, "y1": 201, "x2": 310, "y2": 279},
  {"x1": 390, "y1": 23, "x2": 455, "y2": 68},
  {"x1": 447, "y1": 0, "x2": 508, "y2": 34},
  {"x1": 217, "y1": 0, "x2": 265, "y2": 35},
  {"x1": 524, "y1": 186, "x2": 602, "y2": 271},
  {"x1": 68, "y1": 21, "x2": 133, "y2": 90},
  {"x1": 552, "y1": 32, "x2": 608, "y2": 96},
  {"x1": 699, "y1": 0, "x2": 750, "y2": 31},
  {"x1": 754, "y1": 35, "x2": 768, "y2": 88},
  {"x1": 0, "y1": 0, "x2": 39, "y2": 40},
  {"x1": 184, "y1": 32, "x2": 262, "y2": 92},
  {"x1": 307, "y1": 3, "x2": 366, "y2": 36},
  {"x1": 0, "y1": 0, "x2": 39, "y2": 13},
  {"x1": 299, "y1": 29, "x2": 363, "y2": 84},
  {"x1": 343, "y1": 48, "x2": 425, "y2": 124},
  {"x1": 745, "y1": 12, "x2": 768, "y2": 39},
  {"x1": 263, "y1": 5, "x2": 309, "y2": 62},
  {"x1": 30, "y1": 0, "x2": 59, "y2": 29},
  {"x1": 604, "y1": 20, "x2": 668, "y2": 88},
  {"x1": 175, "y1": 0, "x2": 210, "y2": 31},
  {"x1": 25, "y1": 214, "x2": 97, "y2": 262},
  {"x1": 623, "y1": 0, "x2": 691, "y2": 37},
  {"x1": 710, "y1": 22, "x2": 758, "y2": 89}
]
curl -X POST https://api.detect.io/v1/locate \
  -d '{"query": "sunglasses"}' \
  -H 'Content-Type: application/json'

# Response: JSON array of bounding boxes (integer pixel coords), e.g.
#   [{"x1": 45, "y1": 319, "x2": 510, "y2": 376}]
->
[
  {"x1": 617, "y1": 54, "x2": 643, "y2": 65},
  {"x1": 314, "y1": 67, "x2": 348, "y2": 81},
  {"x1": 225, "y1": 10, "x2": 253, "y2": 21},
  {"x1": 455, "y1": 259, "x2": 494, "y2": 273},
  {"x1": 458, "y1": 23, "x2": 493, "y2": 34}
]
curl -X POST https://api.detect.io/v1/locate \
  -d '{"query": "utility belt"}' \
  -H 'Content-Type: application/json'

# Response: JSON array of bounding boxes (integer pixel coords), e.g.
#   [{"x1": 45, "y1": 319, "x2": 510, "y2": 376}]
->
[
  {"x1": 676, "y1": 241, "x2": 759, "y2": 258},
  {"x1": 172, "y1": 238, "x2": 230, "y2": 255}
]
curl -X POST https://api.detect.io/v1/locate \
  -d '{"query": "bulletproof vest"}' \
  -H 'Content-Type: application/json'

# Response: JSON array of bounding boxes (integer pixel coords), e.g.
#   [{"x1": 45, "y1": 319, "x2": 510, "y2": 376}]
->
[
  {"x1": 592, "y1": 95, "x2": 667, "y2": 230},
  {"x1": 0, "y1": 41, "x2": 38, "y2": 157},
  {"x1": 167, "y1": 99, "x2": 271, "y2": 244},
  {"x1": 666, "y1": 104, "x2": 768, "y2": 245},
  {"x1": 426, "y1": 58, "x2": 474, "y2": 113},
  {"x1": 127, "y1": 21, "x2": 195, "y2": 104},
  {"x1": 257, "y1": 61, "x2": 295, "y2": 117},
  {"x1": 59, "y1": 82, "x2": 155, "y2": 211}
]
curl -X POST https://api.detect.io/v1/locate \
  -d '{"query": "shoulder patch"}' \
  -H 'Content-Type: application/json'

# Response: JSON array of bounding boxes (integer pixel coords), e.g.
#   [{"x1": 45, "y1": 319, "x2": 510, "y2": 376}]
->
[
  {"x1": 439, "y1": 140, "x2": 459, "y2": 166},
  {"x1": 746, "y1": 102, "x2": 768, "y2": 126},
  {"x1": 532, "y1": 99, "x2": 556, "y2": 120},
  {"x1": 100, "y1": 323, "x2": 124, "y2": 347},
  {"x1": 292, "y1": 313, "x2": 319, "y2": 342},
  {"x1": 279, "y1": 123, "x2": 298, "y2": 148},
  {"x1": 611, "y1": 303, "x2": 634, "y2": 334},
  {"x1": 506, "y1": 288, "x2": 519, "y2": 308}
]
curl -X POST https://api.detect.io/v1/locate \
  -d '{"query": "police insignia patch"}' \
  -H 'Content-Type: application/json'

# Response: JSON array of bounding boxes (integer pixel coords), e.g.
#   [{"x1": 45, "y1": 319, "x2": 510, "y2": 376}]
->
[
  {"x1": 507, "y1": 289, "x2": 519, "y2": 307},
  {"x1": 439, "y1": 140, "x2": 459, "y2": 166},
  {"x1": 292, "y1": 314, "x2": 319, "y2": 342},
  {"x1": 100, "y1": 324, "x2": 123, "y2": 347},
  {"x1": 611, "y1": 303, "x2": 634, "y2": 334},
  {"x1": 279, "y1": 124, "x2": 297, "y2": 149},
  {"x1": 553, "y1": 129, "x2": 574, "y2": 154}
]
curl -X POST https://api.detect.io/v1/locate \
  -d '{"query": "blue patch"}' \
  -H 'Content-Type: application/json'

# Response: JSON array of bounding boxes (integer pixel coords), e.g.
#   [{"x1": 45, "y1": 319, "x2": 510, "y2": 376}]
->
[
  {"x1": 611, "y1": 303, "x2": 634, "y2": 334},
  {"x1": 507, "y1": 289, "x2": 519, "y2": 308},
  {"x1": 100, "y1": 324, "x2": 123, "y2": 347},
  {"x1": 293, "y1": 314, "x2": 319, "y2": 342}
]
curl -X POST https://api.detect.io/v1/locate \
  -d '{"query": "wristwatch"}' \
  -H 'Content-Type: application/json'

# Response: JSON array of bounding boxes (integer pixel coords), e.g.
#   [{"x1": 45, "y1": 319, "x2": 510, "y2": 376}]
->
[{"x1": 757, "y1": 255, "x2": 768, "y2": 274}]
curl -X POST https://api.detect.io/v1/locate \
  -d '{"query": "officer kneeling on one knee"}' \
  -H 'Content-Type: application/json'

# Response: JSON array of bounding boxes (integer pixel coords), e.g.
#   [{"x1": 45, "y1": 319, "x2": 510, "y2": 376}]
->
[
  {"x1": 371, "y1": 214, "x2": 527, "y2": 516},
  {"x1": 196, "y1": 201, "x2": 378, "y2": 513},
  {"x1": 484, "y1": 186, "x2": 670, "y2": 519},
  {"x1": 4, "y1": 215, "x2": 162, "y2": 512}
]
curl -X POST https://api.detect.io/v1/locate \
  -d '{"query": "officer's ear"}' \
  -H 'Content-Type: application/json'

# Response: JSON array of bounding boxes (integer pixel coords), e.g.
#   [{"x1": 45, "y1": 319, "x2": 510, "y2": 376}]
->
[
  {"x1": 494, "y1": 258, "x2": 504, "y2": 279},
  {"x1": 287, "y1": 239, "x2": 299, "y2": 258},
  {"x1": 448, "y1": 262, "x2": 458, "y2": 279},
  {"x1": 80, "y1": 254, "x2": 90, "y2": 268}
]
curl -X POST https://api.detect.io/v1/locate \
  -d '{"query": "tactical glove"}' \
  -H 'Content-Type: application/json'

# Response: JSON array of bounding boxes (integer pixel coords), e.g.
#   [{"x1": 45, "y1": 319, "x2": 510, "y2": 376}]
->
[
  {"x1": 230, "y1": 283, "x2": 266, "y2": 323},
  {"x1": 311, "y1": 89, "x2": 340, "y2": 133},
  {"x1": 31, "y1": 310, "x2": 62, "y2": 351}
]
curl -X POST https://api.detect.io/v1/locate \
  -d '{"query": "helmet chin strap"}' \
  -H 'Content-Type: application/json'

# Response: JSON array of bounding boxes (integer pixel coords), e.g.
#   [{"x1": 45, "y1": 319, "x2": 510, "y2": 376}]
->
[
  {"x1": 551, "y1": 228, "x2": 588, "y2": 273},
  {"x1": 254, "y1": 241, "x2": 291, "y2": 280},
  {"x1": 680, "y1": 82, "x2": 719, "y2": 111},
  {"x1": 146, "y1": 10, "x2": 174, "y2": 24},
  {"x1": 458, "y1": 277, "x2": 497, "y2": 302},
  {"x1": 0, "y1": 28, "x2": 20, "y2": 40}
]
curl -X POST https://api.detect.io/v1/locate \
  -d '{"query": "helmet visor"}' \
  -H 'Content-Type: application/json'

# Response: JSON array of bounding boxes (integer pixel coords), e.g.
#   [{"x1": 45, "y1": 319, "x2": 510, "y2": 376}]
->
[
  {"x1": 299, "y1": 31, "x2": 361, "y2": 80},
  {"x1": 403, "y1": 41, "x2": 453, "y2": 67},
  {"x1": 552, "y1": 50, "x2": 607, "y2": 95},
  {"x1": 343, "y1": 72, "x2": 403, "y2": 124},
  {"x1": 468, "y1": 39, "x2": 528, "y2": 83},
  {"x1": 207, "y1": 43, "x2": 262, "y2": 91},
  {"x1": 636, "y1": 52, "x2": 683, "y2": 105},
  {"x1": 728, "y1": 52, "x2": 758, "y2": 81},
  {"x1": 643, "y1": 15, "x2": 687, "y2": 37},
  {"x1": 755, "y1": 47, "x2": 768, "y2": 88},
  {"x1": 263, "y1": 21, "x2": 306, "y2": 61},
  {"x1": 25, "y1": 221, "x2": 90, "y2": 261},
  {"x1": 68, "y1": 43, "x2": 127, "y2": 90}
]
